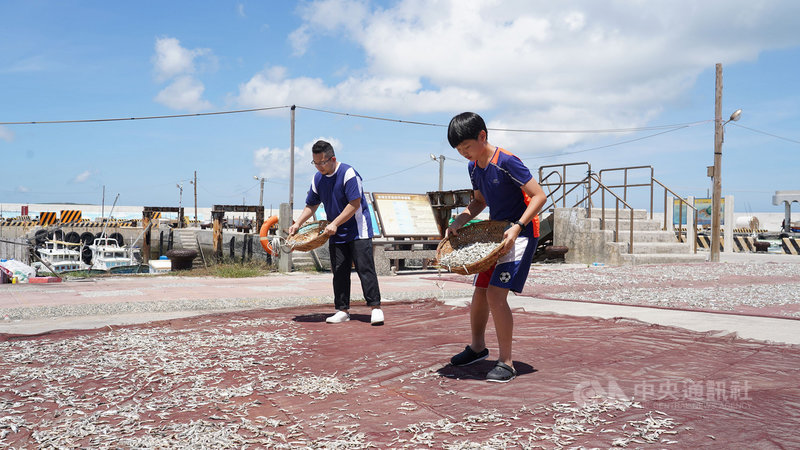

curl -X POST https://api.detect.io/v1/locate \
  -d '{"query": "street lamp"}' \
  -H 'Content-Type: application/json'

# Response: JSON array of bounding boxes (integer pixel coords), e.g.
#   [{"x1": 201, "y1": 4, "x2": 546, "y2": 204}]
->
[
  {"x1": 253, "y1": 175, "x2": 266, "y2": 208},
  {"x1": 710, "y1": 63, "x2": 742, "y2": 262},
  {"x1": 430, "y1": 154, "x2": 445, "y2": 191},
  {"x1": 176, "y1": 183, "x2": 184, "y2": 228},
  {"x1": 176, "y1": 183, "x2": 183, "y2": 210}
]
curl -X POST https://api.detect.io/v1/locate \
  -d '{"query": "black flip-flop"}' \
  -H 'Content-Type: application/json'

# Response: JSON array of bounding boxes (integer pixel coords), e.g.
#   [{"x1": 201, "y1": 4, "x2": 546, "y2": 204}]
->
[{"x1": 486, "y1": 361, "x2": 517, "y2": 383}]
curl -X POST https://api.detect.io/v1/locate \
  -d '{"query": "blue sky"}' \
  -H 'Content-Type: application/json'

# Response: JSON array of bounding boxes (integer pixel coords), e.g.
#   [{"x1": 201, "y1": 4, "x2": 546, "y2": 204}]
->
[{"x1": 2, "y1": 0, "x2": 799, "y2": 215}]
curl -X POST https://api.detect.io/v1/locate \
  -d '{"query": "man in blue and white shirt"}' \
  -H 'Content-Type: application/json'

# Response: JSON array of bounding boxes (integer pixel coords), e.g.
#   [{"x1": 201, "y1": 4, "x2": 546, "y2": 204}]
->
[{"x1": 289, "y1": 140, "x2": 383, "y2": 325}]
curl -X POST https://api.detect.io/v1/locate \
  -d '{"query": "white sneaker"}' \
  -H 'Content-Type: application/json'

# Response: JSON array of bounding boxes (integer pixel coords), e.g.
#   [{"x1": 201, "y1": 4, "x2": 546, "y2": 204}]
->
[
  {"x1": 370, "y1": 309, "x2": 384, "y2": 326},
  {"x1": 326, "y1": 311, "x2": 350, "y2": 324}
]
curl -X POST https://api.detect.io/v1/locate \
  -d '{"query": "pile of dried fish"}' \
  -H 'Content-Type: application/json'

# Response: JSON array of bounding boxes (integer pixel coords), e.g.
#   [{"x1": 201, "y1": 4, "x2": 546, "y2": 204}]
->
[
  {"x1": 390, "y1": 398, "x2": 683, "y2": 449},
  {"x1": 529, "y1": 262, "x2": 800, "y2": 317},
  {"x1": 438, "y1": 242, "x2": 499, "y2": 269},
  {"x1": 283, "y1": 374, "x2": 358, "y2": 399}
]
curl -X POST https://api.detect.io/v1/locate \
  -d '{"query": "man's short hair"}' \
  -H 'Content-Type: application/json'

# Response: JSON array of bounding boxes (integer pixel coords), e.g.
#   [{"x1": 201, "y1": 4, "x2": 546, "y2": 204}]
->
[
  {"x1": 312, "y1": 140, "x2": 335, "y2": 157},
  {"x1": 447, "y1": 112, "x2": 487, "y2": 148}
]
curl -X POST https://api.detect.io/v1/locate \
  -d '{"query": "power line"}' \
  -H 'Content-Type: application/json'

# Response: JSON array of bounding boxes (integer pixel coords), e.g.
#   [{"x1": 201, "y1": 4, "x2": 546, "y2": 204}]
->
[
  {"x1": 296, "y1": 106, "x2": 446, "y2": 128},
  {"x1": 490, "y1": 120, "x2": 712, "y2": 134},
  {"x1": 524, "y1": 124, "x2": 702, "y2": 160},
  {"x1": 0, "y1": 106, "x2": 290, "y2": 125},
  {"x1": 363, "y1": 159, "x2": 436, "y2": 182},
  {"x1": 2, "y1": 103, "x2": 717, "y2": 135},
  {"x1": 730, "y1": 123, "x2": 800, "y2": 145},
  {"x1": 298, "y1": 106, "x2": 713, "y2": 134}
]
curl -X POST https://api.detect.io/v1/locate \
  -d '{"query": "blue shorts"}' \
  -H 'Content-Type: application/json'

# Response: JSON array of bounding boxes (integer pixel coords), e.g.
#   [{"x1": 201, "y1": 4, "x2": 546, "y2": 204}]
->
[{"x1": 473, "y1": 235, "x2": 538, "y2": 293}]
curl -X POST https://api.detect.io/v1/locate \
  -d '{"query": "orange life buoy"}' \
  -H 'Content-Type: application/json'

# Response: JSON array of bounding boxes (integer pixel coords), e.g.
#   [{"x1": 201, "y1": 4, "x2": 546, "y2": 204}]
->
[{"x1": 259, "y1": 216, "x2": 279, "y2": 255}]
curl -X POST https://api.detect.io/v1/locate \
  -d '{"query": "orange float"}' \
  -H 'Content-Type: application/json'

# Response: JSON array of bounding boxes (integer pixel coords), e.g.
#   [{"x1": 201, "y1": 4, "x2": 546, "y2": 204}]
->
[{"x1": 259, "y1": 215, "x2": 279, "y2": 255}]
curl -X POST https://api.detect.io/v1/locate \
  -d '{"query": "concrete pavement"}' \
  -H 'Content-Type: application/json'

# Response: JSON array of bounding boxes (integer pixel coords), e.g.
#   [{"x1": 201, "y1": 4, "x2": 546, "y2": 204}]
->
[{"x1": 2, "y1": 251, "x2": 799, "y2": 345}]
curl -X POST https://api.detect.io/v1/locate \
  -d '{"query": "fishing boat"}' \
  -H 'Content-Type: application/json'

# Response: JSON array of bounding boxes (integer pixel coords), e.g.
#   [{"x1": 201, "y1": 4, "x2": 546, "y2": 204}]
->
[
  {"x1": 31, "y1": 240, "x2": 91, "y2": 275},
  {"x1": 85, "y1": 237, "x2": 145, "y2": 272}
]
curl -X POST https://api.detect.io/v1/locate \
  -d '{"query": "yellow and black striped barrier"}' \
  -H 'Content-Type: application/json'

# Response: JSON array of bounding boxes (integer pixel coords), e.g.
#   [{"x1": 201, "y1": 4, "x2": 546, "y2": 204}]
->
[
  {"x1": 696, "y1": 235, "x2": 800, "y2": 254},
  {"x1": 733, "y1": 227, "x2": 768, "y2": 234},
  {"x1": 696, "y1": 236, "x2": 748, "y2": 252},
  {"x1": 732, "y1": 235, "x2": 755, "y2": 252},
  {"x1": 783, "y1": 237, "x2": 800, "y2": 255},
  {"x1": 0, "y1": 221, "x2": 36, "y2": 227},
  {"x1": 72, "y1": 221, "x2": 105, "y2": 228},
  {"x1": 696, "y1": 235, "x2": 714, "y2": 250},
  {"x1": 38, "y1": 212, "x2": 57, "y2": 226},
  {"x1": 697, "y1": 236, "x2": 756, "y2": 252},
  {"x1": 60, "y1": 210, "x2": 82, "y2": 223}
]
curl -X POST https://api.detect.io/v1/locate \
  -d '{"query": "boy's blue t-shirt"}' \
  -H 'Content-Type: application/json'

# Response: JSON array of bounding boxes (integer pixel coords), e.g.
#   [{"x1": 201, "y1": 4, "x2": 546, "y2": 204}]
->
[
  {"x1": 305, "y1": 162, "x2": 374, "y2": 244},
  {"x1": 469, "y1": 147, "x2": 534, "y2": 237}
]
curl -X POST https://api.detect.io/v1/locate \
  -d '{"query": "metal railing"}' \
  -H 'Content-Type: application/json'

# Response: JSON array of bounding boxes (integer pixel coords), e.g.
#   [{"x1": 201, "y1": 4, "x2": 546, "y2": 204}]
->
[
  {"x1": 598, "y1": 166, "x2": 654, "y2": 220},
  {"x1": 586, "y1": 174, "x2": 636, "y2": 253},
  {"x1": 653, "y1": 178, "x2": 698, "y2": 253},
  {"x1": 538, "y1": 162, "x2": 592, "y2": 212},
  {"x1": 537, "y1": 163, "x2": 700, "y2": 254}
]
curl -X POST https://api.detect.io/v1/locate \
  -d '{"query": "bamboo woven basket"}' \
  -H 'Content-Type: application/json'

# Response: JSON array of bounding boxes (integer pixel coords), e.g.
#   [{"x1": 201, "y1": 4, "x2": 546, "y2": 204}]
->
[
  {"x1": 435, "y1": 220, "x2": 508, "y2": 275},
  {"x1": 286, "y1": 220, "x2": 330, "y2": 252}
]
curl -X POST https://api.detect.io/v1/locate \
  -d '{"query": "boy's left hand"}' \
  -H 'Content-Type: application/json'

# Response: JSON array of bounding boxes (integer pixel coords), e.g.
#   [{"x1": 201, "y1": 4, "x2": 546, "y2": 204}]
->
[{"x1": 500, "y1": 225, "x2": 521, "y2": 255}]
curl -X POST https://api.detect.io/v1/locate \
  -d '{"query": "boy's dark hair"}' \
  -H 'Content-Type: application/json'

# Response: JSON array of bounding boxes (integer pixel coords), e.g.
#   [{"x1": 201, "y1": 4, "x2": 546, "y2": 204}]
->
[
  {"x1": 447, "y1": 112, "x2": 487, "y2": 148},
  {"x1": 312, "y1": 140, "x2": 335, "y2": 157}
]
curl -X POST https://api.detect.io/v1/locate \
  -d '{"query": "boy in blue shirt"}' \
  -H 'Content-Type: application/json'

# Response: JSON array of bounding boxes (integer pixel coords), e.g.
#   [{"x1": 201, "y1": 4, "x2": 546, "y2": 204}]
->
[
  {"x1": 445, "y1": 112, "x2": 546, "y2": 382},
  {"x1": 289, "y1": 140, "x2": 383, "y2": 326}
]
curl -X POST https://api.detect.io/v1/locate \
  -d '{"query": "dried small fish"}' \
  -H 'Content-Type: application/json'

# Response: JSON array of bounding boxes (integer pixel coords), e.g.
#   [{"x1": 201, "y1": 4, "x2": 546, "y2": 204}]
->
[{"x1": 439, "y1": 242, "x2": 499, "y2": 269}]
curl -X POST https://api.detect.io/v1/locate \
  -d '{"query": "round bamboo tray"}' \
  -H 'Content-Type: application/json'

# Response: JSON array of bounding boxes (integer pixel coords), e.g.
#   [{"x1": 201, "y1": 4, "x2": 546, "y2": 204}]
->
[
  {"x1": 286, "y1": 220, "x2": 330, "y2": 252},
  {"x1": 435, "y1": 220, "x2": 508, "y2": 275}
]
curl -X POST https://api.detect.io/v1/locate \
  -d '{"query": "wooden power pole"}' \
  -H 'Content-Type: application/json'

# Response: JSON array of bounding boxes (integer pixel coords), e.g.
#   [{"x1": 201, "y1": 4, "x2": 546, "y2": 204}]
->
[{"x1": 711, "y1": 63, "x2": 723, "y2": 262}]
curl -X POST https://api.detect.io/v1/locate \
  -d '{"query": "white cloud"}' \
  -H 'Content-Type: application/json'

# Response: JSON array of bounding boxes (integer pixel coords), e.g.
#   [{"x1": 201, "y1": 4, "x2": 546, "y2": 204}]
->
[
  {"x1": 288, "y1": 26, "x2": 311, "y2": 57},
  {"x1": 152, "y1": 37, "x2": 211, "y2": 81},
  {"x1": 290, "y1": 0, "x2": 370, "y2": 55},
  {"x1": 237, "y1": 68, "x2": 490, "y2": 114},
  {"x1": 0, "y1": 126, "x2": 13, "y2": 142},
  {"x1": 72, "y1": 170, "x2": 92, "y2": 183},
  {"x1": 16, "y1": 186, "x2": 29, "y2": 193},
  {"x1": 155, "y1": 75, "x2": 213, "y2": 112},
  {"x1": 239, "y1": 0, "x2": 800, "y2": 154},
  {"x1": 238, "y1": 67, "x2": 336, "y2": 107},
  {"x1": 253, "y1": 137, "x2": 343, "y2": 181},
  {"x1": 151, "y1": 37, "x2": 215, "y2": 111},
  {"x1": 236, "y1": 3, "x2": 246, "y2": 18}
]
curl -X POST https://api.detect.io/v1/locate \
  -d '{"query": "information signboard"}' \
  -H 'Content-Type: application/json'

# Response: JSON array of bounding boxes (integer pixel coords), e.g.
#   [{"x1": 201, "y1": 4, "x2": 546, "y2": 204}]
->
[
  {"x1": 673, "y1": 197, "x2": 725, "y2": 225},
  {"x1": 371, "y1": 193, "x2": 440, "y2": 237}
]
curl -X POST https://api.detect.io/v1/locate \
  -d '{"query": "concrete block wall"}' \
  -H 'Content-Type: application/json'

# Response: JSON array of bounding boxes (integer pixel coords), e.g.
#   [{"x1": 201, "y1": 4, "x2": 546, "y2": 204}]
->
[{"x1": 552, "y1": 208, "x2": 705, "y2": 265}]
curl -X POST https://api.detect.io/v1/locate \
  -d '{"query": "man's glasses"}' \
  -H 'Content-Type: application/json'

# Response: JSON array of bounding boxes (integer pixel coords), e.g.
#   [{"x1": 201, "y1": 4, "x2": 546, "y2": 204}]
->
[{"x1": 311, "y1": 157, "x2": 332, "y2": 166}]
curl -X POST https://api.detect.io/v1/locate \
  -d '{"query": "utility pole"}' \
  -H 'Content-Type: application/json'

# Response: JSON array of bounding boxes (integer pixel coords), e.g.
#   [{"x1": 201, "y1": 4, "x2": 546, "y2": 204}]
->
[
  {"x1": 711, "y1": 63, "x2": 723, "y2": 262},
  {"x1": 290, "y1": 105, "x2": 296, "y2": 210},
  {"x1": 253, "y1": 176, "x2": 265, "y2": 208},
  {"x1": 430, "y1": 154, "x2": 445, "y2": 191},
  {"x1": 259, "y1": 178, "x2": 264, "y2": 207},
  {"x1": 438, "y1": 155, "x2": 445, "y2": 191},
  {"x1": 177, "y1": 183, "x2": 184, "y2": 212},
  {"x1": 193, "y1": 171, "x2": 198, "y2": 224}
]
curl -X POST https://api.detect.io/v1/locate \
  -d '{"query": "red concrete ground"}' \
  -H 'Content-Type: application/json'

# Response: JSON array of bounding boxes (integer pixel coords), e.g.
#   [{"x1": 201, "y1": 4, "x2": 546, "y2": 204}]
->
[{"x1": 2, "y1": 299, "x2": 798, "y2": 448}]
